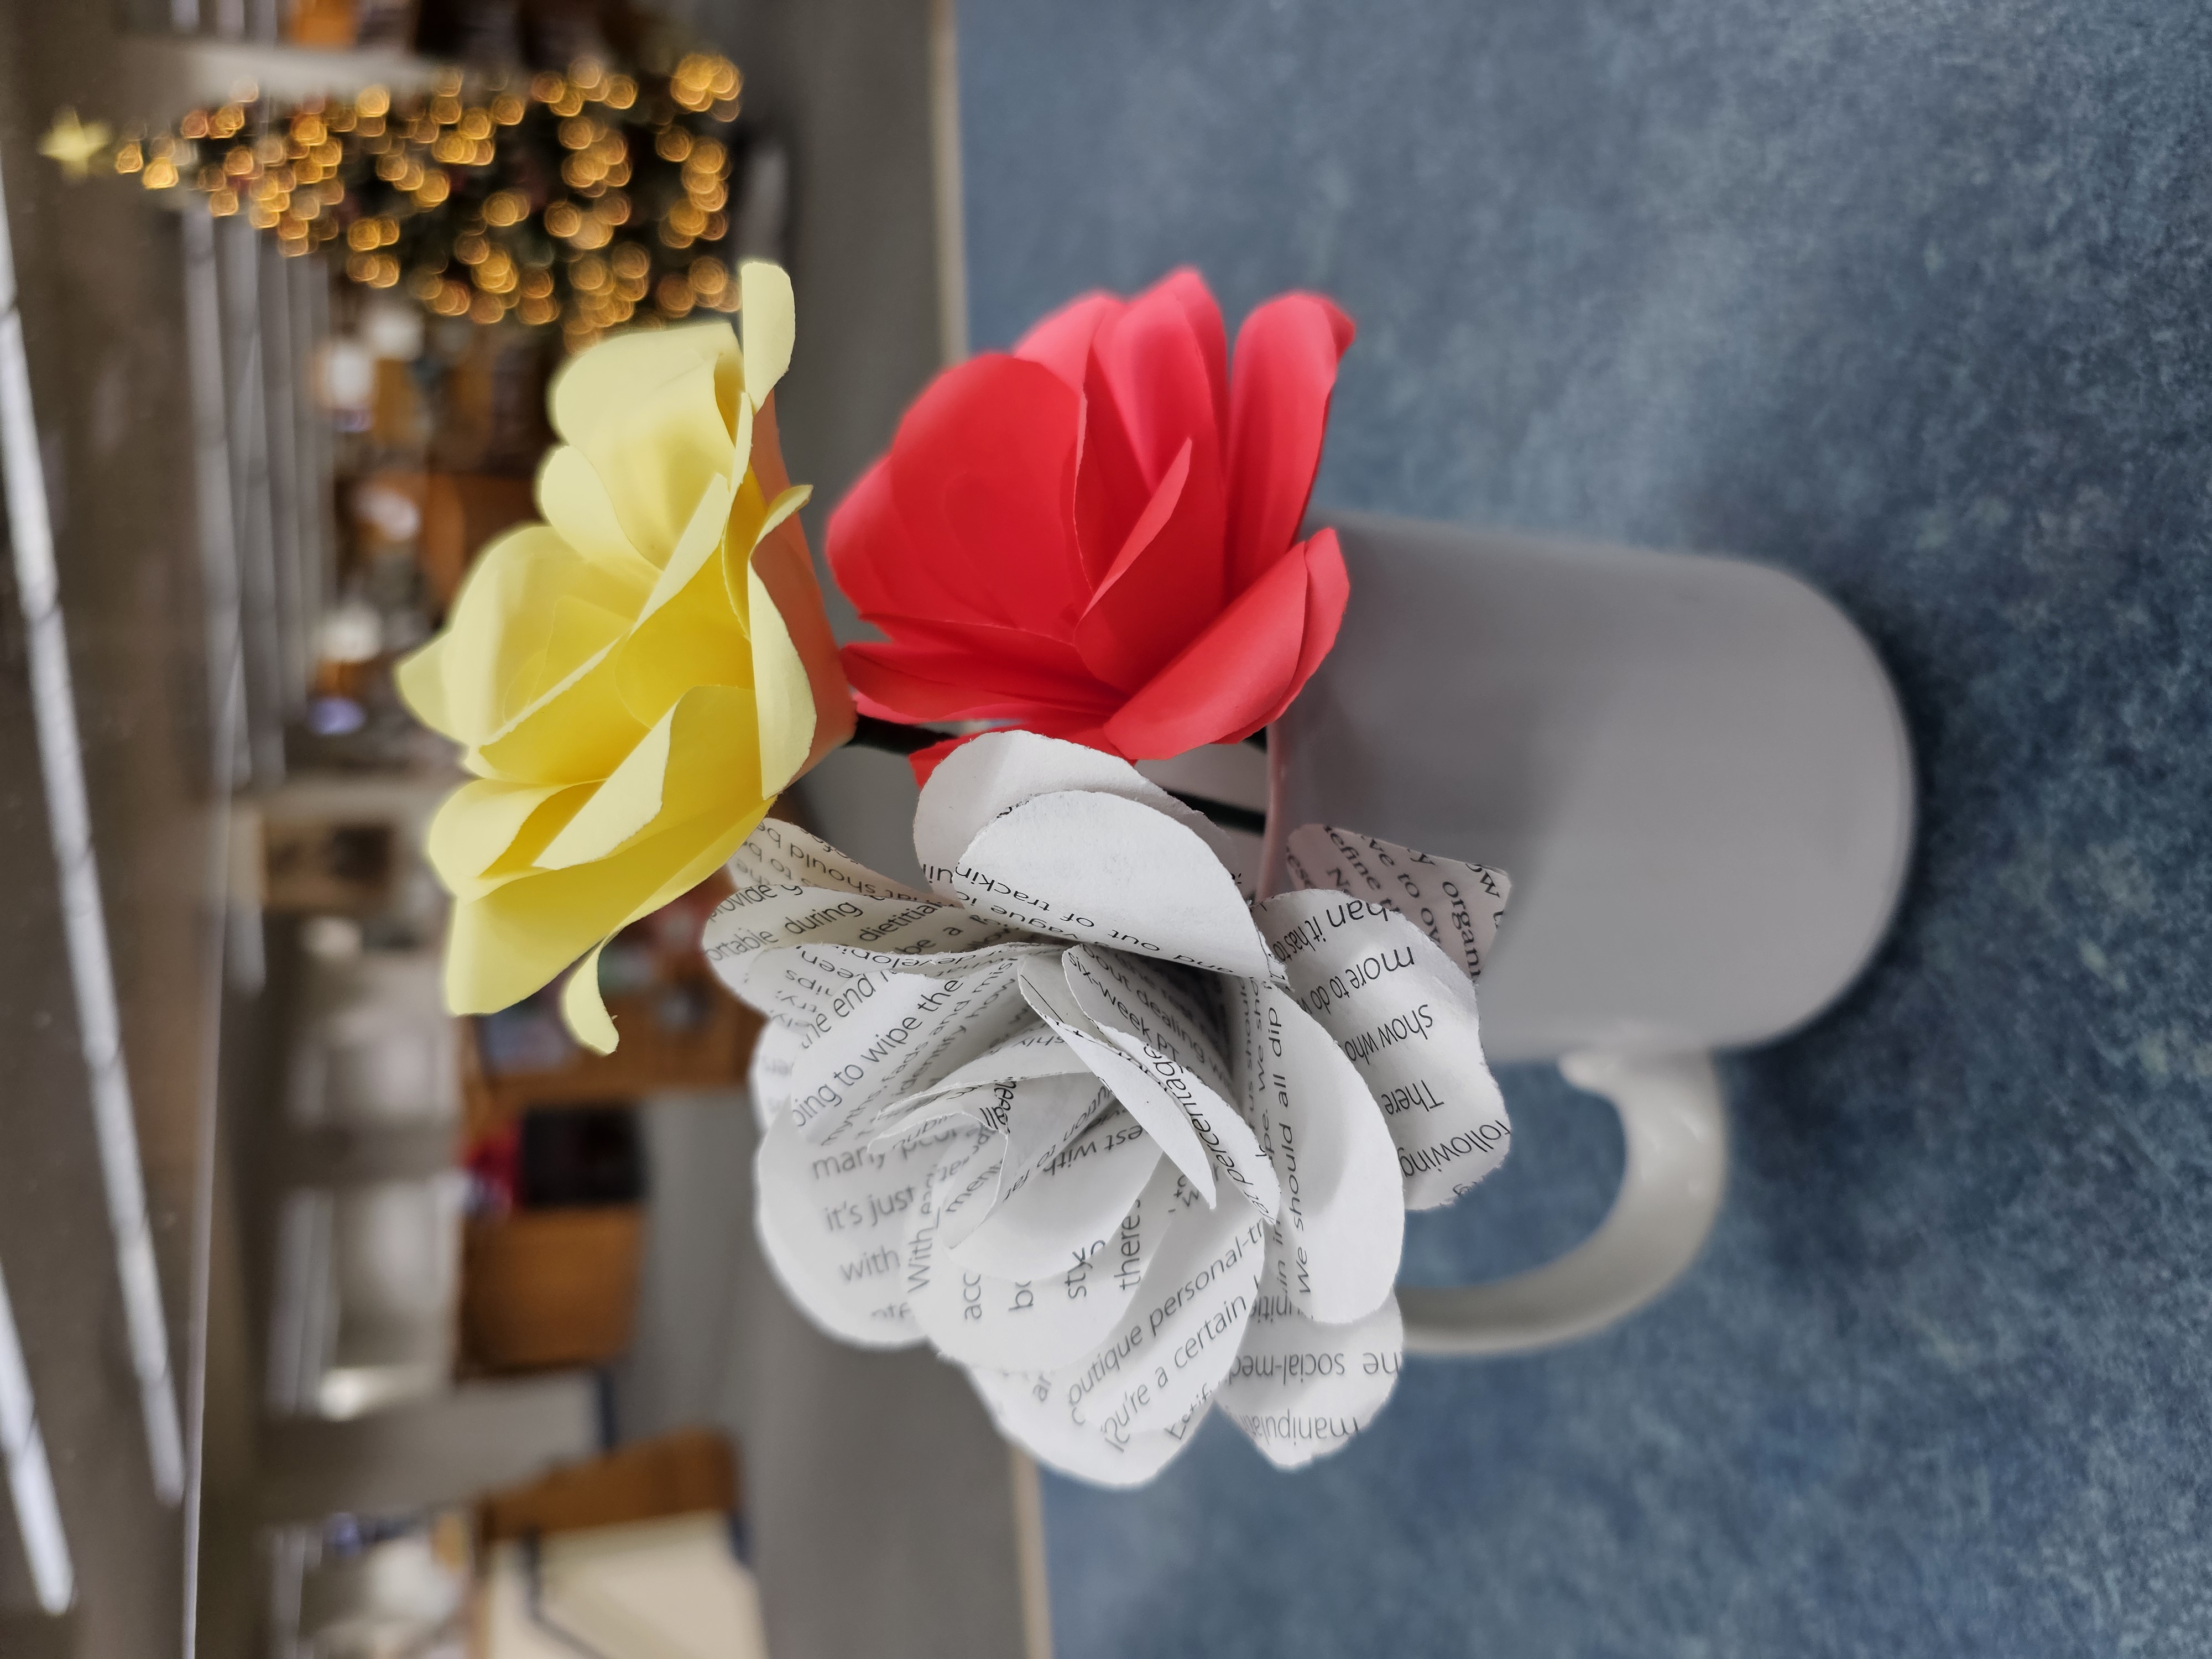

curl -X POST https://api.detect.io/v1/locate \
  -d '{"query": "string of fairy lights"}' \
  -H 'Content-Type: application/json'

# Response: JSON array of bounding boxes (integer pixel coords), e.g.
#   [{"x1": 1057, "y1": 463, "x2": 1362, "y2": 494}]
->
[{"x1": 40, "y1": 50, "x2": 750, "y2": 349}]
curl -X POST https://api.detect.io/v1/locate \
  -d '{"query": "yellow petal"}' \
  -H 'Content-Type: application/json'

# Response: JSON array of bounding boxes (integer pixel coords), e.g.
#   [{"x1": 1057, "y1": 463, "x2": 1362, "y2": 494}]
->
[
  {"x1": 426, "y1": 779, "x2": 591, "y2": 899},
  {"x1": 548, "y1": 807, "x2": 772, "y2": 1050},
  {"x1": 560, "y1": 344, "x2": 742, "y2": 565},
  {"x1": 535, "y1": 683, "x2": 763, "y2": 870},
  {"x1": 536, "y1": 445, "x2": 660, "y2": 594},
  {"x1": 635, "y1": 471, "x2": 738, "y2": 625},
  {"x1": 561, "y1": 943, "x2": 620, "y2": 1055},
  {"x1": 513, "y1": 592, "x2": 632, "y2": 711},
  {"x1": 747, "y1": 556, "x2": 813, "y2": 796},
  {"x1": 712, "y1": 473, "x2": 807, "y2": 640},
  {"x1": 740, "y1": 262, "x2": 795, "y2": 406},
  {"x1": 434, "y1": 523, "x2": 645, "y2": 742},
  {"x1": 726, "y1": 392, "x2": 753, "y2": 496},
  {"x1": 442, "y1": 795, "x2": 769, "y2": 1015},
  {"x1": 473, "y1": 638, "x2": 648, "y2": 785},
  {"x1": 615, "y1": 476, "x2": 746, "y2": 727},
  {"x1": 394, "y1": 634, "x2": 453, "y2": 737},
  {"x1": 533, "y1": 702, "x2": 678, "y2": 871},
  {"x1": 549, "y1": 323, "x2": 738, "y2": 450},
  {"x1": 429, "y1": 779, "x2": 566, "y2": 884},
  {"x1": 441, "y1": 826, "x2": 676, "y2": 1014}
]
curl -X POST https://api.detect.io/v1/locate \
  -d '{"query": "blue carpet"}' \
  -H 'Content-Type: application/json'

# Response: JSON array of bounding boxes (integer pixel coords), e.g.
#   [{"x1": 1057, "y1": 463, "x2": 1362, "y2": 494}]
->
[{"x1": 959, "y1": 3, "x2": 2212, "y2": 1653}]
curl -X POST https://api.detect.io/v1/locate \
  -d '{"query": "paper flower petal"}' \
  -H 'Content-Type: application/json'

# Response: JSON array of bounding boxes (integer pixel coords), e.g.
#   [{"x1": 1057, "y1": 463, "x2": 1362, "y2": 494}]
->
[
  {"x1": 1012, "y1": 289, "x2": 1121, "y2": 391},
  {"x1": 914, "y1": 728, "x2": 1193, "y2": 894},
  {"x1": 827, "y1": 457, "x2": 972, "y2": 627},
  {"x1": 754, "y1": 1106, "x2": 928, "y2": 1349},
  {"x1": 1100, "y1": 538, "x2": 1311, "y2": 759},
  {"x1": 1223, "y1": 293, "x2": 1354, "y2": 594},
  {"x1": 1249, "y1": 527, "x2": 1352, "y2": 732},
  {"x1": 955, "y1": 792, "x2": 1270, "y2": 977},
  {"x1": 844, "y1": 613, "x2": 1110, "y2": 710},
  {"x1": 739, "y1": 260, "x2": 795, "y2": 405},
  {"x1": 560, "y1": 943, "x2": 621, "y2": 1056},
  {"x1": 472, "y1": 639, "x2": 648, "y2": 786},
  {"x1": 948, "y1": 1098, "x2": 1159, "y2": 1282},
  {"x1": 549, "y1": 322, "x2": 737, "y2": 452},
  {"x1": 425, "y1": 779, "x2": 587, "y2": 900},
  {"x1": 567, "y1": 347, "x2": 738, "y2": 566},
  {"x1": 887, "y1": 356, "x2": 1091, "y2": 636},
  {"x1": 444, "y1": 799, "x2": 760, "y2": 1016},
  {"x1": 1073, "y1": 438, "x2": 1230, "y2": 693},
  {"x1": 1218, "y1": 1295, "x2": 1404, "y2": 1470},
  {"x1": 536, "y1": 446, "x2": 659, "y2": 593},
  {"x1": 1253, "y1": 890, "x2": 1510, "y2": 1210},
  {"x1": 1229, "y1": 978, "x2": 1404, "y2": 1322},
  {"x1": 1090, "y1": 270, "x2": 1227, "y2": 492}
]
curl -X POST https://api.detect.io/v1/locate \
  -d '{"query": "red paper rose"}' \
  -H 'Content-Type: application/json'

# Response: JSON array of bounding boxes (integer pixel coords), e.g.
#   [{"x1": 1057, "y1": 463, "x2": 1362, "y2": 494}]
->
[{"x1": 828, "y1": 269, "x2": 1354, "y2": 774}]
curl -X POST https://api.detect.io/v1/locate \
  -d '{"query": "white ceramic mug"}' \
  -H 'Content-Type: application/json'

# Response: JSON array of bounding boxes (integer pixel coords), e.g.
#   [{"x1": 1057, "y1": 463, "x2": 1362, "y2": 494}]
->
[{"x1": 1265, "y1": 512, "x2": 1913, "y2": 1354}]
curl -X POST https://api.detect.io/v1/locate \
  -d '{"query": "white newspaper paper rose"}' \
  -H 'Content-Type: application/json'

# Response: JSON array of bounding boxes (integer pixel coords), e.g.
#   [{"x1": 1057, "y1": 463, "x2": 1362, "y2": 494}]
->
[{"x1": 703, "y1": 731, "x2": 1514, "y2": 1485}]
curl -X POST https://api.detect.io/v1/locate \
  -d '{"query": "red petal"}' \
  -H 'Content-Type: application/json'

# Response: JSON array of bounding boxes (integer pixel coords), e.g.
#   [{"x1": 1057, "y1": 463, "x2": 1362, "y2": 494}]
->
[
  {"x1": 886, "y1": 356, "x2": 1089, "y2": 636},
  {"x1": 1223, "y1": 294, "x2": 1354, "y2": 595},
  {"x1": 844, "y1": 641, "x2": 1117, "y2": 724},
  {"x1": 1014, "y1": 291, "x2": 1123, "y2": 390},
  {"x1": 1100, "y1": 541, "x2": 1311, "y2": 759},
  {"x1": 1073, "y1": 364, "x2": 1154, "y2": 587},
  {"x1": 1158, "y1": 270, "x2": 1228, "y2": 450},
  {"x1": 827, "y1": 457, "x2": 970, "y2": 625},
  {"x1": 1072, "y1": 438, "x2": 1229, "y2": 692},
  {"x1": 1091, "y1": 270, "x2": 1229, "y2": 493},
  {"x1": 1243, "y1": 527, "x2": 1350, "y2": 735},
  {"x1": 856, "y1": 612, "x2": 1107, "y2": 701}
]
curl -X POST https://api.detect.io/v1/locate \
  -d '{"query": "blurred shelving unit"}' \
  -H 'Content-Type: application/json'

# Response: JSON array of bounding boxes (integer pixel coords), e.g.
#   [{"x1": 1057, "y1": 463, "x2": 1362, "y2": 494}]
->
[{"x1": 93, "y1": 10, "x2": 794, "y2": 1657}]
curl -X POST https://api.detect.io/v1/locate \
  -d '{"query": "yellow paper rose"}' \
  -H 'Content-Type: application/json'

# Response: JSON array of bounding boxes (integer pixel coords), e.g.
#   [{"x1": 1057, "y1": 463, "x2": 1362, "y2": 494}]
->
[{"x1": 395, "y1": 262, "x2": 854, "y2": 1051}]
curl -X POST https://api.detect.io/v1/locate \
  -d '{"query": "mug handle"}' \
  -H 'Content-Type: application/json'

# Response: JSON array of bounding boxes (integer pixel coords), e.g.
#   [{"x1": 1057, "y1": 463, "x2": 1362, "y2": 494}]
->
[{"x1": 1399, "y1": 1050, "x2": 1729, "y2": 1356}]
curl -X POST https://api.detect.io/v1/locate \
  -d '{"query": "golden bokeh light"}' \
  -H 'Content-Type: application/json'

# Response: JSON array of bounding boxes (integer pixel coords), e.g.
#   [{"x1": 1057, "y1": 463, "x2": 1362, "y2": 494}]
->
[
  {"x1": 687, "y1": 255, "x2": 728, "y2": 296},
  {"x1": 43, "y1": 55, "x2": 755, "y2": 337}
]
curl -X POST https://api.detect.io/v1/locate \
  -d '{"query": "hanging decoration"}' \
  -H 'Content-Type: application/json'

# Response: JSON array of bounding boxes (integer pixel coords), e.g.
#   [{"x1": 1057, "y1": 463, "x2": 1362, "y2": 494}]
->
[{"x1": 38, "y1": 46, "x2": 749, "y2": 349}]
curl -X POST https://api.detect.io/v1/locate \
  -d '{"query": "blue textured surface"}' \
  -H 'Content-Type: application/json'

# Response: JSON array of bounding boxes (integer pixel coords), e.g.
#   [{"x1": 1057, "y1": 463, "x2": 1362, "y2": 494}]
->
[{"x1": 960, "y1": 3, "x2": 2212, "y2": 1653}]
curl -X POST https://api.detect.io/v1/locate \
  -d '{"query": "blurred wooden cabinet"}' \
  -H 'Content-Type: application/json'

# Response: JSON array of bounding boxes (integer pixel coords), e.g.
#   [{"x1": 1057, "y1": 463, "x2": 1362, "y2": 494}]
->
[
  {"x1": 478, "y1": 1428, "x2": 739, "y2": 1543},
  {"x1": 462, "y1": 1207, "x2": 644, "y2": 1371}
]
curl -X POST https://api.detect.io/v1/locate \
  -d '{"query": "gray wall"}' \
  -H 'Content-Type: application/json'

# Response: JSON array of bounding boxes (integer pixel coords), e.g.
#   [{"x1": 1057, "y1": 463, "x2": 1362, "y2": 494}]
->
[{"x1": 958, "y1": 3, "x2": 2212, "y2": 1654}]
